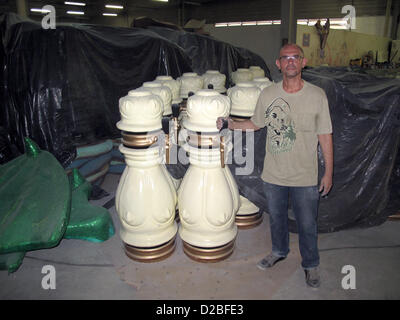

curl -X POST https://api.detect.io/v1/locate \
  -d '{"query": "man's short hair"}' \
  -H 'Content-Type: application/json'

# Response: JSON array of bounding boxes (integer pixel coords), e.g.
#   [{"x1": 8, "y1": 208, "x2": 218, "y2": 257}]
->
[{"x1": 280, "y1": 43, "x2": 304, "y2": 57}]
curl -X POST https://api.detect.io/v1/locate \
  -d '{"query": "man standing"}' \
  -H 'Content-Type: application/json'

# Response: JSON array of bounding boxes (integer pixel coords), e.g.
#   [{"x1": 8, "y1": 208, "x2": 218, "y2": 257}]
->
[{"x1": 217, "y1": 44, "x2": 333, "y2": 288}]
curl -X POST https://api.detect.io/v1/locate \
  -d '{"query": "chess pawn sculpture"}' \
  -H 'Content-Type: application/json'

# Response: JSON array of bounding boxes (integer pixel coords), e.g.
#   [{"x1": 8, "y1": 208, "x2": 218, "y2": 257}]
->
[
  {"x1": 228, "y1": 83, "x2": 264, "y2": 229},
  {"x1": 249, "y1": 66, "x2": 265, "y2": 79},
  {"x1": 141, "y1": 81, "x2": 173, "y2": 117},
  {"x1": 155, "y1": 75, "x2": 182, "y2": 105},
  {"x1": 178, "y1": 89, "x2": 239, "y2": 262},
  {"x1": 116, "y1": 89, "x2": 178, "y2": 262},
  {"x1": 227, "y1": 82, "x2": 261, "y2": 119},
  {"x1": 253, "y1": 77, "x2": 273, "y2": 91},
  {"x1": 202, "y1": 70, "x2": 226, "y2": 93},
  {"x1": 178, "y1": 72, "x2": 204, "y2": 99},
  {"x1": 231, "y1": 68, "x2": 253, "y2": 85}
]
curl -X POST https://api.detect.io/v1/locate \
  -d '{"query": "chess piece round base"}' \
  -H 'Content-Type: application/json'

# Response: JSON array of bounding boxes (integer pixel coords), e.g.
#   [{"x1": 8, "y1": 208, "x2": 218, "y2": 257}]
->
[
  {"x1": 388, "y1": 212, "x2": 400, "y2": 221},
  {"x1": 235, "y1": 210, "x2": 263, "y2": 229},
  {"x1": 182, "y1": 239, "x2": 235, "y2": 263},
  {"x1": 124, "y1": 237, "x2": 176, "y2": 263}
]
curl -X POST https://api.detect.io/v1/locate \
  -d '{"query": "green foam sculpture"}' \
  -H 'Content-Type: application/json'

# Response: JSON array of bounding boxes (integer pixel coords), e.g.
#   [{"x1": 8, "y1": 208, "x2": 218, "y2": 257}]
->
[
  {"x1": 0, "y1": 252, "x2": 25, "y2": 273},
  {"x1": 64, "y1": 169, "x2": 115, "y2": 242},
  {"x1": 0, "y1": 139, "x2": 115, "y2": 273},
  {"x1": 0, "y1": 138, "x2": 71, "y2": 254}
]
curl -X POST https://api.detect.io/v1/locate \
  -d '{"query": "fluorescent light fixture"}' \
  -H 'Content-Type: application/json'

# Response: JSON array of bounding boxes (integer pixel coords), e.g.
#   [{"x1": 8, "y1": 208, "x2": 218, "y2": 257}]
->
[
  {"x1": 105, "y1": 4, "x2": 124, "y2": 9},
  {"x1": 153, "y1": 0, "x2": 169, "y2": 2},
  {"x1": 103, "y1": 13, "x2": 118, "y2": 16},
  {"x1": 330, "y1": 25, "x2": 348, "y2": 30},
  {"x1": 272, "y1": 20, "x2": 281, "y2": 25},
  {"x1": 64, "y1": 1, "x2": 86, "y2": 6},
  {"x1": 30, "y1": 8, "x2": 51, "y2": 13},
  {"x1": 215, "y1": 23, "x2": 228, "y2": 27},
  {"x1": 297, "y1": 19, "x2": 308, "y2": 25},
  {"x1": 228, "y1": 22, "x2": 242, "y2": 27},
  {"x1": 257, "y1": 20, "x2": 272, "y2": 25},
  {"x1": 242, "y1": 21, "x2": 257, "y2": 26},
  {"x1": 67, "y1": 10, "x2": 85, "y2": 15}
]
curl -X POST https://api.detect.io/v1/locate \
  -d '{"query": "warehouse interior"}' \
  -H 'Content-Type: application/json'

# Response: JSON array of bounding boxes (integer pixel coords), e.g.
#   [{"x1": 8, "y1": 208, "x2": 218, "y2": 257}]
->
[{"x1": 0, "y1": 0, "x2": 400, "y2": 302}]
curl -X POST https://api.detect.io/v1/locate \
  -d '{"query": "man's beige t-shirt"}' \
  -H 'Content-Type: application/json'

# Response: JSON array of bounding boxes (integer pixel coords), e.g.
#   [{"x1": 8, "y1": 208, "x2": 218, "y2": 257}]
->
[{"x1": 250, "y1": 80, "x2": 332, "y2": 187}]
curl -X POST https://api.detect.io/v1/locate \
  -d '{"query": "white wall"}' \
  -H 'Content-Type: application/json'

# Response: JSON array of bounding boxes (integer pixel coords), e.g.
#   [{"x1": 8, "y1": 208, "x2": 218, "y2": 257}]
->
[
  {"x1": 204, "y1": 24, "x2": 282, "y2": 80},
  {"x1": 353, "y1": 16, "x2": 392, "y2": 37}
]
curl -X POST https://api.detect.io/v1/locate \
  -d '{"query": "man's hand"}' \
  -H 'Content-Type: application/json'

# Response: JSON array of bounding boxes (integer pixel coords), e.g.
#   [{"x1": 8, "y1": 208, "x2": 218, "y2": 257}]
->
[
  {"x1": 318, "y1": 133, "x2": 333, "y2": 197},
  {"x1": 319, "y1": 173, "x2": 332, "y2": 196},
  {"x1": 216, "y1": 117, "x2": 260, "y2": 131},
  {"x1": 216, "y1": 117, "x2": 229, "y2": 130}
]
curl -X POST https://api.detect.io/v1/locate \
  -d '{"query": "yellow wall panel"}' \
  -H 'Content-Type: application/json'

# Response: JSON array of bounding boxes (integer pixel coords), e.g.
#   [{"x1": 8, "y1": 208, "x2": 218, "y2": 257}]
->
[{"x1": 296, "y1": 25, "x2": 391, "y2": 67}]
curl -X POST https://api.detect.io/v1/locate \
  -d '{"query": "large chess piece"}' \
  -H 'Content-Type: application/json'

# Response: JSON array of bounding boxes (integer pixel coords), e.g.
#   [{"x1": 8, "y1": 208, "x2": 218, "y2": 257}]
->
[
  {"x1": 231, "y1": 68, "x2": 253, "y2": 85},
  {"x1": 249, "y1": 66, "x2": 265, "y2": 79},
  {"x1": 253, "y1": 77, "x2": 273, "y2": 91},
  {"x1": 178, "y1": 72, "x2": 204, "y2": 100},
  {"x1": 227, "y1": 82, "x2": 261, "y2": 119},
  {"x1": 178, "y1": 89, "x2": 239, "y2": 262},
  {"x1": 115, "y1": 89, "x2": 178, "y2": 262},
  {"x1": 154, "y1": 75, "x2": 182, "y2": 105},
  {"x1": 141, "y1": 81, "x2": 172, "y2": 117},
  {"x1": 202, "y1": 70, "x2": 226, "y2": 93},
  {"x1": 228, "y1": 82, "x2": 264, "y2": 229}
]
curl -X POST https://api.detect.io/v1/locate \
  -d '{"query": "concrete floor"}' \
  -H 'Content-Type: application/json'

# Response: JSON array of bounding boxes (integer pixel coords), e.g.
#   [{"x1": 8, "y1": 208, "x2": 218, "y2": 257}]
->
[{"x1": 1, "y1": 173, "x2": 399, "y2": 300}]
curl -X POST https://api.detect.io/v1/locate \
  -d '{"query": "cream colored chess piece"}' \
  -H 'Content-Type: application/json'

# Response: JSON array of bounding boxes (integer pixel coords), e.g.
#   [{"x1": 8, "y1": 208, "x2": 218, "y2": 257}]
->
[
  {"x1": 178, "y1": 89, "x2": 239, "y2": 262},
  {"x1": 178, "y1": 72, "x2": 204, "y2": 99},
  {"x1": 116, "y1": 89, "x2": 178, "y2": 262},
  {"x1": 231, "y1": 68, "x2": 253, "y2": 85},
  {"x1": 142, "y1": 81, "x2": 173, "y2": 117},
  {"x1": 202, "y1": 70, "x2": 226, "y2": 93},
  {"x1": 227, "y1": 83, "x2": 264, "y2": 229},
  {"x1": 155, "y1": 75, "x2": 182, "y2": 105},
  {"x1": 227, "y1": 82, "x2": 261, "y2": 119},
  {"x1": 253, "y1": 77, "x2": 273, "y2": 91},
  {"x1": 249, "y1": 66, "x2": 265, "y2": 79}
]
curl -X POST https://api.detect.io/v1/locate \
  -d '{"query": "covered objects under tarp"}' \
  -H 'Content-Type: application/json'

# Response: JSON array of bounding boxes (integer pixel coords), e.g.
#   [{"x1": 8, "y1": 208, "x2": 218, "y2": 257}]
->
[
  {"x1": 0, "y1": 13, "x2": 192, "y2": 166},
  {"x1": 0, "y1": 13, "x2": 272, "y2": 167},
  {"x1": 147, "y1": 26, "x2": 271, "y2": 86},
  {"x1": 302, "y1": 67, "x2": 400, "y2": 231}
]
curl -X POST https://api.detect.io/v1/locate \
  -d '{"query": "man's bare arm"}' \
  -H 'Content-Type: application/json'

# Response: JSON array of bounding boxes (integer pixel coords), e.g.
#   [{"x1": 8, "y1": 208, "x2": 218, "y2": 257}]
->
[
  {"x1": 318, "y1": 133, "x2": 333, "y2": 196},
  {"x1": 217, "y1": 117, "x2": 260, "y2": 131}
]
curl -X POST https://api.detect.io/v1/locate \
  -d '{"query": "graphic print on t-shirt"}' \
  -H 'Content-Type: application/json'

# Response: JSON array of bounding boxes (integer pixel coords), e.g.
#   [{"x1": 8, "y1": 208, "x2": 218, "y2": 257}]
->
[{"x1": 264, "y1": 97, "x2": 296, "y2": 154}]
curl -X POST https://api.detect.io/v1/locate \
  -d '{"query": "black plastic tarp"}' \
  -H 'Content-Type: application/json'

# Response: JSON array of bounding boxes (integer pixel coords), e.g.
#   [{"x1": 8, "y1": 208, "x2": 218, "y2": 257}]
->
[
  {"x1": 147, "y1": 26, "x2": 271, "y2": 86},
  {"x1": 0, "y1": 13, "x2": 272, "y2": 166},
  {"x1": 0, "y1": 13, "x2": 192, "y2": 166},
  {"x1": 301, "y1": 67, "x2": 400, "y2": 232}
]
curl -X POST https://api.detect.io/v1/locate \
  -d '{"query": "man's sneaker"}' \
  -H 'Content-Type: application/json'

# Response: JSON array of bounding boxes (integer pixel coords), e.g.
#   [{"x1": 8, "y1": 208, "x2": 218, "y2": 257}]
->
[
  {"x1": 304, "y1": 267, "x2": 321, "y2": 288},
  {"x1": 257, "y1": 253, "x2": 286, "y2": 270}
]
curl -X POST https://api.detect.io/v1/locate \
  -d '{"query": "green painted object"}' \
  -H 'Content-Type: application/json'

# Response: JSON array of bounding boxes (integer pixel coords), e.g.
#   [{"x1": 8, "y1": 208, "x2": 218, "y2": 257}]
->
[
  {"x1": 0, "y1": 138, "x2": 71, "y2": 254},
  {"x1": 64, "y1": 169, "x2": 115, "y2": 242},
  {"x1": 0, "y1": 252, "x2": 25, "y2": 273},
  {"x1": 0, "y1": 140, "x2": 114, "y2": 273}
]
